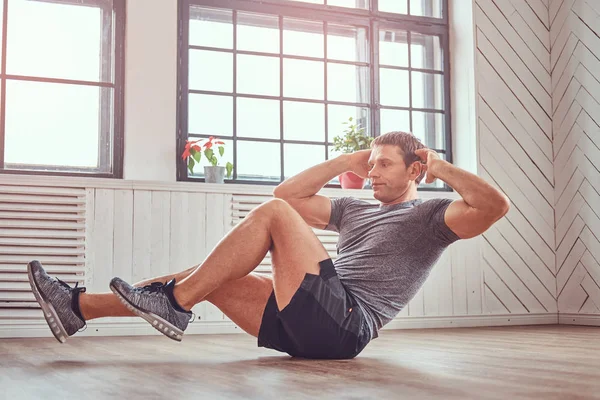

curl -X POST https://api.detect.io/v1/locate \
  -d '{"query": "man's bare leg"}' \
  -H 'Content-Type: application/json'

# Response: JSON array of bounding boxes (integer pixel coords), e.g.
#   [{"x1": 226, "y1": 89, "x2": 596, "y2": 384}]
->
[
  {"x1": 79, "y1": 266, "x2": 197, "y2": 320},
  {"x1": 81, "y1": 268, "x2": 273, "y2": 338},
  {"x1": 172, "y1": 198, "x2": 329, "y2": 311},
  {"x1": 203, "y1": 273, "x2": 273, "y2": 337}
]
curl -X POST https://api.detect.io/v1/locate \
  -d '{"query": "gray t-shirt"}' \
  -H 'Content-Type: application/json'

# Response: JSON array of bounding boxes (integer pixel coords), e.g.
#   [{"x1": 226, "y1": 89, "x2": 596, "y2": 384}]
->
[{"x1": 325, "y1": 197, "x2": 461, "y2": 340}]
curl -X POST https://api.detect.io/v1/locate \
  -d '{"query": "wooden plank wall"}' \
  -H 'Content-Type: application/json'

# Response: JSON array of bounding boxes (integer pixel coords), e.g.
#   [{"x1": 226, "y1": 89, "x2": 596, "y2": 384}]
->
[
  {"x1": 550, "y1": 0, "x2": 600, "y2": 315},
  {"x1": 85, "y1": 189, "x2": 232, "y2": 322},
  {"x1": 474, "y1": 0, "x2": 559, "y2": 314}
]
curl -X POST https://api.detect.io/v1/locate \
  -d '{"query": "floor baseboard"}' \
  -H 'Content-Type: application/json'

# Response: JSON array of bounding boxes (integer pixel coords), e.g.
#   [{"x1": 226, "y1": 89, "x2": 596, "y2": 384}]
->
[
  {"x1": 0, "y1": 313, "x2": 560, "y2": 339},
  {"x1": 558, "y1": 313, "x2": 600, "y2": 326},
  {"x1": 383, "y1": 313, "x2": 558, "y2": 330}
]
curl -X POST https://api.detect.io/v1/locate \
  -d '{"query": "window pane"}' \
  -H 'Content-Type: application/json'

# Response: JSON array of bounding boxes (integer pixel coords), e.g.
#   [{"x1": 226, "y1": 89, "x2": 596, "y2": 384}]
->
[
  {"x1": 237, "y1": 12, "x2": 279, "y2": 54},
  {"x1": 189, "y1": 138, "x2": 234, "y2": 177},
  {"x1": 412, "y1": 72, "x2": 444, "y2": 109},
  {"x1": 284, "y1": 101, "x2": 325, "y2": 142},
  {"x1": 188, "y1": 94, "x2": 232, "y2": 135},
  {"x1": 412, "y1": 111, "x2": 445, "y2": 148},
  {"x1": 189, "y1": 7, "x2": 233, "y2": 49},
  {"x1": 378, "y1": 0, "x2": 407, "y2": 14},
  {"x1": 380, "y1": 109, "x2": 410, "y2": 134},
  {"x1": 327, "y1": 63, "x2": 369, "y2": 103},
  {"x1": 379, "y1": 68, "x2": 409, "y2": 107},
  {"x1": 7, "y1": 0, "x2": 105, "y2": 82},
  {"x1": 5, "y1": 80, "x2": 110, "y2": 170},
  {"x1": 410, "y1": 0, "x2": 443, "y2": 18},
  {"x1": 189, "y1": 50, "x2": 233, "y2": 92},
  {"x1": 237, "y1": 98, "x2": 280, "y2": 140},
  {"x1": 328, "y1": 105, "x2": 369, "y2": 141},
  {"x1": 327, "y1": 0, "x2": 369, "y2": 8},
  {"x1": 327, "y1": 149, "x2": 346, "y2": 184},
  {"x1": 283, "y1": 19, "x2": 324, "y2": 58},
  {"x1": 411, "y1": 33, "x2": 443, "y2": 71},
  {"x1": 237, "y1": 54, "x2": 279, "y2": 96},
  {"x1": 327, "y1": 151, "x2": 345, "y2": 184},
  {"x1": 327, "y1": 24, "x2": 368, "y2": 62},
  {"x1": 283, "y1": 59, "x2": 324, "y2": 100},
  {"x1": 237, "y1": 141, "x2": 281, "y2": 181},
  {"x1": 379, "y1": 29, "x2": 408, "y2": 67},
  {"x1": 284, "y1": 144, "x2": 325, "y2": 178}
]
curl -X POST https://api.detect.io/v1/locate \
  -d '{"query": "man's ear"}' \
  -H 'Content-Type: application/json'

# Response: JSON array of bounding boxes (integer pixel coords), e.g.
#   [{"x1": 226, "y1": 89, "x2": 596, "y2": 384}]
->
[{"x1": 408, "y1": 160, "x2": 423, "y2": 178}]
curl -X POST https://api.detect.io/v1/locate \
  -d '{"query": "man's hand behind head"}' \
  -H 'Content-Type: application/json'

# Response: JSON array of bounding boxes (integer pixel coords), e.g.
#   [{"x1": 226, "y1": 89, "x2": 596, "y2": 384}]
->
[{"x1": 347, "y1": 149, "x2": 372, "y2": 179}]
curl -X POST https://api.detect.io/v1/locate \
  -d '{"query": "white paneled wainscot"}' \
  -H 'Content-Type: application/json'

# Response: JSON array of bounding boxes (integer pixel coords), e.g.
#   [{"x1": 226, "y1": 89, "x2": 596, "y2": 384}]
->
[{"x1": 0, "y1": 175, "x2": 557, "y2": 338}]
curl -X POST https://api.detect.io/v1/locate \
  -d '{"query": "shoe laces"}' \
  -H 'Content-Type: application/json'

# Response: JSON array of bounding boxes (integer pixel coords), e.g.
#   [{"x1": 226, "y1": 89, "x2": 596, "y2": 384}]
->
[
  {"x1": 56, "y1": 278, "x2": 86, "y2": 295},
  {"x1": 139, "y1": 281, "x2": 166, "y2": 295}
]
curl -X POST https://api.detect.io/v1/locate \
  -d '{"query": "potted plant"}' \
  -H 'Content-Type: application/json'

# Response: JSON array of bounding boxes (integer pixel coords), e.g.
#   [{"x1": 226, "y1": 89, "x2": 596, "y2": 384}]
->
[
  {"x1": 182, "y1": 136, "x2": 234, "y2": 184},
  {"x1": 331, "y1": 117, "x2": 373, "y2": 189}
]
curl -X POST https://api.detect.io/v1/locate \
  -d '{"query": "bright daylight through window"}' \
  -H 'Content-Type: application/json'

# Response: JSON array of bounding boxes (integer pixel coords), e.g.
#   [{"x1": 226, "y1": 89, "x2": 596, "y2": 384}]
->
[
  {"x1": 0, "y1": 0, "x2": 124, "y2": 178},
  {"x1": 179, "y1": 0, "x2": 450, "y2": 189}
]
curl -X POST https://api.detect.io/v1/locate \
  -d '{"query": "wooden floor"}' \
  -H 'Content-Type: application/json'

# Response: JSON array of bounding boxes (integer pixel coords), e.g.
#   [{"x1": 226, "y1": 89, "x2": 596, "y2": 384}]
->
[{"x1": 2, "y1": 325, "x2": 600, "y2": 399}]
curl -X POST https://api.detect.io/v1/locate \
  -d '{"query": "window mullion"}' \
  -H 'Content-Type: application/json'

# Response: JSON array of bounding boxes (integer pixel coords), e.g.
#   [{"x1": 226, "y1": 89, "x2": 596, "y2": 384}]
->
[
  {"x1": 233, "y1": 9, "x2": 238, "y2": 180},
  {"x1": 0, "y1": 0, "x2": 8, "y2": 169},
  {"x1": 371, "y1": 19, "x2": 379, "y2": 138},
  {"x1": 98, "y1": 5, "x2": 113, "y2": 174},
  {"x1": 408, "y1": 30, "x2": 413, "y2": 134},
  {"x1": 279, "y1": 15, "x2": 284, "y2": 182},
  {"x1": 324, "y1": 21, "x2": 328, "y2": 160}
]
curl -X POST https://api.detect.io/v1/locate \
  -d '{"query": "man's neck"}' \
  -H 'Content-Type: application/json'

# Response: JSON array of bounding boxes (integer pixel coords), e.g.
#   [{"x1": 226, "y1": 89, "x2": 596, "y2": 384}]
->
[{"x1": 380, "y1": 186, "x2": 419, "y2": 206}]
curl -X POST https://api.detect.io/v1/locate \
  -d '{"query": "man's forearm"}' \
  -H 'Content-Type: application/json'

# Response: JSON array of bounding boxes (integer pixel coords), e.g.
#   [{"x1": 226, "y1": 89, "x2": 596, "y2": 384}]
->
[
  {"x1": 273, "y1": 155, "x2": 351, "y2": 199},
  {"x1": 430, "y1": 159, "x2": 509, "y2": 214}
]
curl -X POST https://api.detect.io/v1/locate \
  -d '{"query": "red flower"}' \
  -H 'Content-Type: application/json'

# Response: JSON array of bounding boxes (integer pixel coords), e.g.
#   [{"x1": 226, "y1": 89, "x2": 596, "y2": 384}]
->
[
  {"x1": 182, "y1": 137, "x2": 225, "y2": 161},
  {"x1": 182, "y1": 140, "x2": 203, "y2": 159}
]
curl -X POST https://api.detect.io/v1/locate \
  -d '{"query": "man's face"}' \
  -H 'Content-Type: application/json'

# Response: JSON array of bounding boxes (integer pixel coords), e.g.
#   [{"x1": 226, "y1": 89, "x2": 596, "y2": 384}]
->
[{"x1": 367, "y1": 144, "x2": 421, "y2": 203}]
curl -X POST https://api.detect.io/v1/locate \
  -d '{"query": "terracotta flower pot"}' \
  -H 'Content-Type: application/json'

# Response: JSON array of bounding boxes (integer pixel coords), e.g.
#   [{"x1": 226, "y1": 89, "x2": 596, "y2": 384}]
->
[{"x1": 338, "y1": 171, "x2": 365, "y2": 189}]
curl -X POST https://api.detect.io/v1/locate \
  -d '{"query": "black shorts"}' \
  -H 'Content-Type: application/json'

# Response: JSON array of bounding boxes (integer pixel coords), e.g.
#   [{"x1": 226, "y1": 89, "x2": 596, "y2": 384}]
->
[{"x1": 257, "y1": 259, "x2": 371, "y2": 359}]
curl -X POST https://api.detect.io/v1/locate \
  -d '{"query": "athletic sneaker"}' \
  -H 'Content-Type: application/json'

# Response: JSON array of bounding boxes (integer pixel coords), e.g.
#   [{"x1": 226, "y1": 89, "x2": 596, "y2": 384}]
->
[
  {"x1": 109, "y1": 277, "x2": 193, "y2": 342},
  {"x1": 27, "y1": 260, "x2": 86, "y2": 343}
]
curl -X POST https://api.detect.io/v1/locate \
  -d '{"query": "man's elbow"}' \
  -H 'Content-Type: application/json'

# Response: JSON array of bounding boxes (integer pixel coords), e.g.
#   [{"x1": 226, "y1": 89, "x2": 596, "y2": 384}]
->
[{"x1": 494, "y1": 195, "x2": 510, "y2": 219}]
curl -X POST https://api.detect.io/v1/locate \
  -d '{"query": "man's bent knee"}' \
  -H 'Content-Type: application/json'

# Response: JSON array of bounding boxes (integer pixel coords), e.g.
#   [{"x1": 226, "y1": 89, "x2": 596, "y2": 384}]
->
[{"x1": 248, "y1": 198, "x2": 294, "y2": 221}]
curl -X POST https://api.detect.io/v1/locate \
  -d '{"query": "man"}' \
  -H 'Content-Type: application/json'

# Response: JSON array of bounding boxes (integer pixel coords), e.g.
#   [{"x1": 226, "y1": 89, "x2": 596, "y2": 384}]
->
[{"x1": 28, "y1": 131, "x2": 510, "y2": 359}]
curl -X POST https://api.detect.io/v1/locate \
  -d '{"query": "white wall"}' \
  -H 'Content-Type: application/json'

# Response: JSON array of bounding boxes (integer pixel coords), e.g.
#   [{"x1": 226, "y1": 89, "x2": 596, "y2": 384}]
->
[
  {"x1": 123, "y1": 0, "x2": 178, "y2": 181},
  {"x1": 84, "y1": 0, "x2": 561, "y2": 323},
  {"x1": 449, "y1": 0, "x2": 478, "y2": 175}
]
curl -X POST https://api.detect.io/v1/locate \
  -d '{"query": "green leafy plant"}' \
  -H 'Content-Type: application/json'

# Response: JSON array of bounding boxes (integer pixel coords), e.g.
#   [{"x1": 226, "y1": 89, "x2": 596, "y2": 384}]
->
[
  {"x1": 182, "y1": 136, "x2": 234, "y2": 178},
  {"x1": 331, "y1": 117, "x2": 373, "y2": 154}
]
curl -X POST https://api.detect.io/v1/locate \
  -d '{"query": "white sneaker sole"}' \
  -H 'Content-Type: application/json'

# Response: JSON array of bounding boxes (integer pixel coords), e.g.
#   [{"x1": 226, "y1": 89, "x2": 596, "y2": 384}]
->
[
  {"x1": 27, "y1": 262, "x2": 69, "y2": 344},
  {"x1": 109, "y1": 283, "x2": 184, "y2": 342}
]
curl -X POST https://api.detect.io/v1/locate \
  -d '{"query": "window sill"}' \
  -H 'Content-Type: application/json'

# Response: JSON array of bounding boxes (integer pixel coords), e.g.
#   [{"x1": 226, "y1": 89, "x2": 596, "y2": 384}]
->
[{"x1": 0, "y1": 172, "x2": 460, "y2": 200}]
